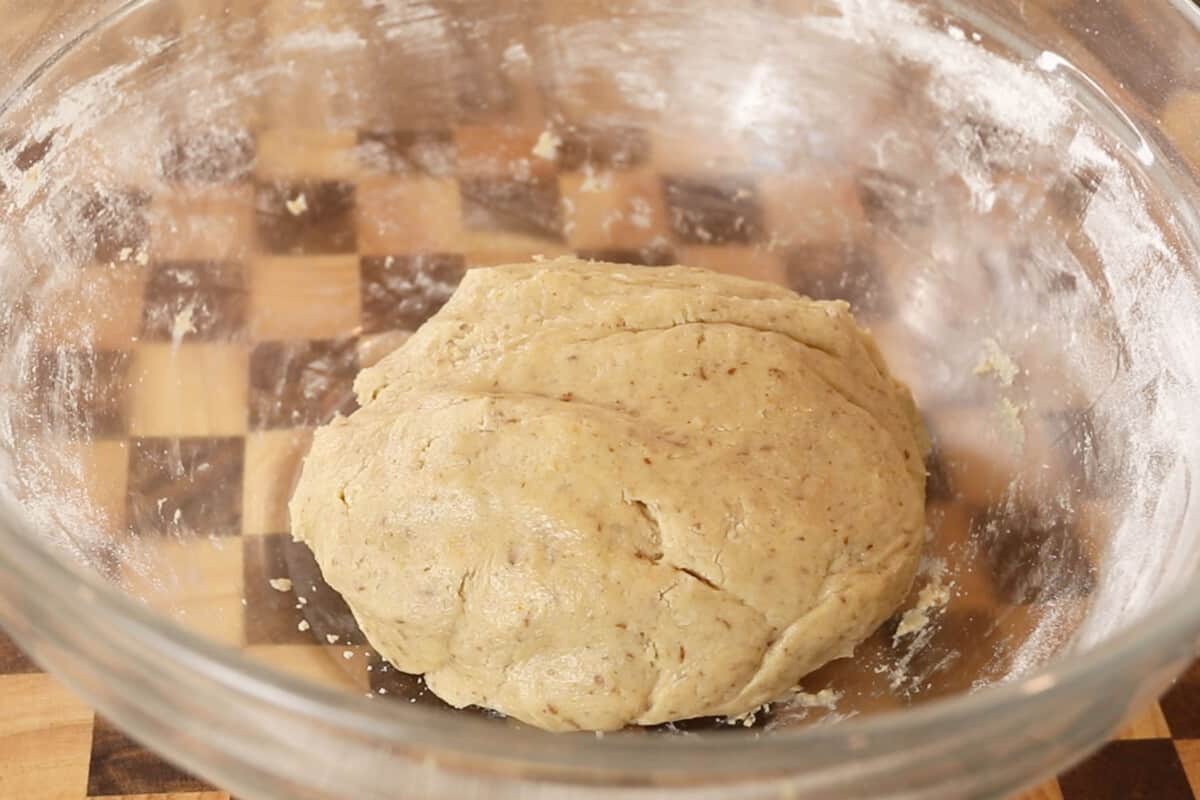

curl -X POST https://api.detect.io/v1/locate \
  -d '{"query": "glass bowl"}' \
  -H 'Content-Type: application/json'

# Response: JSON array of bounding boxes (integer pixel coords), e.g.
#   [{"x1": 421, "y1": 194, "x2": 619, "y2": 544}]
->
[{"x1": 2, "y1": 0, "x2": 1200, "y2": 797}]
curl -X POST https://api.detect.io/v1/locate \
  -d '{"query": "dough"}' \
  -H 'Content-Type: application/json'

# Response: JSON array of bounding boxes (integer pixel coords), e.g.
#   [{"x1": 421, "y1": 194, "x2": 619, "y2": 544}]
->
[{"x1": 290, "y1": 259, "x2": 929, "y2": 732}]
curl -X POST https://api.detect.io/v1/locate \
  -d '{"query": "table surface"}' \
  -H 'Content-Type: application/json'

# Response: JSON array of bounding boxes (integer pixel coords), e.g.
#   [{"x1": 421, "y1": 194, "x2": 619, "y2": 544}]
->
[{"x1": 1, "y1": 627, "x2": 1198, "y2": 799}]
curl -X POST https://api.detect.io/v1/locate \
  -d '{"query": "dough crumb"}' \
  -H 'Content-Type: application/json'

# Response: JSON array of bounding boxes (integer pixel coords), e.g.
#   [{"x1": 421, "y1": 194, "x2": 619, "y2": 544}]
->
[
  {"x1": 285, "y1": 193, "x2": 308, "y2": 216},
  {"x1": 996, "y1": 396, "x2": 1027, "y2": 449},
  {"x1": 531, "y1": 130, "x2": 562, "y2": 161},
  {"x1": 787, "y1": 687, "x2": 843, "y2": 710},
  {"x1": 974, "y1": 337, "x2": 1019, "y2": 385},
  {"x1": 298, "y1": 619, "x2": 311, "y2": 632},
  {"x1": 268, "y1": 578, "x2": 293, "y2": 592},
  {"x1": 892, "y1": 577, "x2": 952, "y2": 644},
  {"x1": 725, "y1": 704, "x2": 769, "y2": 728},
  {"x1": 171, "y1": 301, "x2": 198, "y2": 345},
  {"x1": 325, "y1": 634, "x2": 340, "y2": 644}
]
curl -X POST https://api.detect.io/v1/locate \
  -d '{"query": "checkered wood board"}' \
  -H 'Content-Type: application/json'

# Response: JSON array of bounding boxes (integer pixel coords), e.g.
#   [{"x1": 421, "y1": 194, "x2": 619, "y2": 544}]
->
[
  {"x1": 4, "y1": 0, "x2": 1200, "y2": 798},
  {"x1": 2, "y1": 627, "x2": 1199, "y2": 799}
]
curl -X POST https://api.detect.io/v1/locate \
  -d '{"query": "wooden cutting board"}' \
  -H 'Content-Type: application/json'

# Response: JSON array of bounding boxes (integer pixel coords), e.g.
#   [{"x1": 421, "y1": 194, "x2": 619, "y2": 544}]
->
[{"x1": 2, "y1": 629, "x2": 1198, "y2": 799}]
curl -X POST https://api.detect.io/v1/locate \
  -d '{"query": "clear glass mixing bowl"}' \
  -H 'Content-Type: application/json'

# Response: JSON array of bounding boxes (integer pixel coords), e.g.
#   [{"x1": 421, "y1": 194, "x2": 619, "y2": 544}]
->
[{"x1": 2, "y1": 0, "x2": 1200, "y2": 797}]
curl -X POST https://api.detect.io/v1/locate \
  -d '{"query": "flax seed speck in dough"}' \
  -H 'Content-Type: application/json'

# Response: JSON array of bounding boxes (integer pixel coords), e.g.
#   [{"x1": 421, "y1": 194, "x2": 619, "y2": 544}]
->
[{"x1": 289, "y1": 258, "x2": 929, "y2": 732}]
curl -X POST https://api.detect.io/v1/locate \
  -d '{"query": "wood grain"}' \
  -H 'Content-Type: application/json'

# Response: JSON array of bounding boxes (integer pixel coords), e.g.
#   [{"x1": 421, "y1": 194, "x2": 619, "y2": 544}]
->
[
  {"x1": 87, "y1": 717, "x2": 215, "y2": 797},
  {"x1": 1015, "y1": 781, "x2": 1065, "y2": 800},
  {"x1": 0, "y1": 673, "x2": 94, "y2": 800},
  {"x1": 1178, "y1": 740, "x2": 1200, "y2": 798}
]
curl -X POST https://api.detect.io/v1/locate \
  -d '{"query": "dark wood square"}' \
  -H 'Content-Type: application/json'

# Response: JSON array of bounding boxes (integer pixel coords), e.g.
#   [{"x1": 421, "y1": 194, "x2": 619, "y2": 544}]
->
[
  {"x1": 26, "y1": 349, "x2": 130, "y2": 438},
  {"x1": 1058, "y1": 739, "x2": 1194, "y2": 800},
  {"x1": 255, "y1": 180, "x2": 357, "y2": 255},
  {"x1": 784, "y1": 240, "x2": 889, "y2": 317},
  {"x1": 1161, "y1": 659, "x2": 1200, "y2": 739},
  {"x1": 924, "y1": 445, "x2": 955, "y2": 503},
  {"x1": 1040, "y1": 407, "x2": 1102, "y2": 498},
  {"x1": 557, "y1": 125, "x2": 651, "y2": 171},
  {"x1": 140, "y1": 260, "x2": 246, "y2": 341},
  {"x1": 249, "y1": 339, "x2": 359, "y2": 430},
  {"x1": 855, "y1": 168, "x2": 933, "y2": 231},
  {"x1": 360, "y1": 253, "x2": 465, "y2": 334},
  {"x1": 243, "y1": 533, "x2": 366, "y2": 646},
  {"x1": 127, "y1": 437, "x2": 244, "y2": 537},
  {"x1": 455, "y1": 51, "x2": 514, "y2": 116},
  {"x1": 1048, "y1": 165, "x2": 1104, "y2": 222},
  {"x1": 661, "y1": 176, "x2": 764, "y2": 245},
  {"x1": 0, "y1": 629, "x2": 39, "y2": 674},
  {"x1": 7, "y1": 131, "x2": 54, "y2": 172},
  {"x1": 81, "y1": 189, "x2": 151, "y2": 264},
  {"x1": 460, "y1": 175, "x2": 564, "y2": 241},
  {"x1": 971, "y1": 504, "x2": 1095, "y2": 605},
  {"x1": 161, "y1": 127, "x2": 256, "y2": 183},
  {"x1": 357, "y1": 129, "x2": 456, "y2": 176},
  {"x1": 367, "y1": 651, "x2": 464, "y2": 712},
  {"x1": 87, "y1": 716, "x2": 214, "y2": 797}
]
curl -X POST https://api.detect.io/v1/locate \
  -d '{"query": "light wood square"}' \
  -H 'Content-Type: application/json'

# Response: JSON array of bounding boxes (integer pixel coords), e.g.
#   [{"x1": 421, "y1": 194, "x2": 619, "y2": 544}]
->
[
  {"x1": 71, "y1": 439, "x2": 130, "y2": 535},
  {"x1": 0, "y1": 673, "x2": 93, "y2": 800},
  {"x1": 255, "y1": 2, "x2": 374, "y2": 129},
  {"x1": 122, "y1": 536, "x2": 245, "y2": 647},
  {"x1": 1178, "y1": 739, "x2": 1200, "y2": 797},
  {"x1": 355, "y1": 175, "x2": 463, "y2": 256},
  {"x1": 244, "y1": 645, "x2": 370, "y2": 692},
  {"x1": 357, "y1": 330, "x2": 412, "y2": 369},
  {"x1": 248, "y1": 256, "x2": 361, "y2": 341},
  {"x1": 759, "y1": 172, "x2": 866, "y2": 248},
  {"x1": 647, "y1": 127, "x2": 755, "y2": 175},
  {"x1": 243, "y1": 428, "x2": 313, "y2": 536},
  {"x1": 255, "y1": 128, "x2": 360, "y2": 181},
  {"x1": 674, "y1": 245, "x2": 786, "y2": 286},
  {"x1": 149, "y1": 184, "x2": 255, "y2": 262},
  {"x1": 1012, "y1": 780, "x2": 1064, "y2": 800},
  {"x1": 38, "y1": 265, "x2": 148, "y2": 351},
  {"x1": 128, "y1": 344, "x2": 248, "y2": 437},
  {"x1": 99, "y1": 793, "x2": 231, "y2": 800},
  {"x1": 560, "y1": 167, "x2": 670, "y2": 250},
  {"x1": 1117, "y1": 702, "x2": 1172, "y2": 740},
  {"x1": 461, "y1": 238, "x2": 572, "y2": 269},
  {"x1": 454, "y1": 124, "x2": 556, "y2": 179}
]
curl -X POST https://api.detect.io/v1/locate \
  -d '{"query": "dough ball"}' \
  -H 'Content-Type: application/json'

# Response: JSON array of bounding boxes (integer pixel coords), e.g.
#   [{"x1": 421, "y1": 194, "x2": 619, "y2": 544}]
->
[{"x1": 290, "y1": 259, "x2": 929, "y2": 732}]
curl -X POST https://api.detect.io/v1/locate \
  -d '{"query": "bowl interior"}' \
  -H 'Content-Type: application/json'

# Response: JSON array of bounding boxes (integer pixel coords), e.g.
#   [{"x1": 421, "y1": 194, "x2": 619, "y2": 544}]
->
[{"x1": 2, "y1": 0, "x2": 1200, "y2": 738}]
